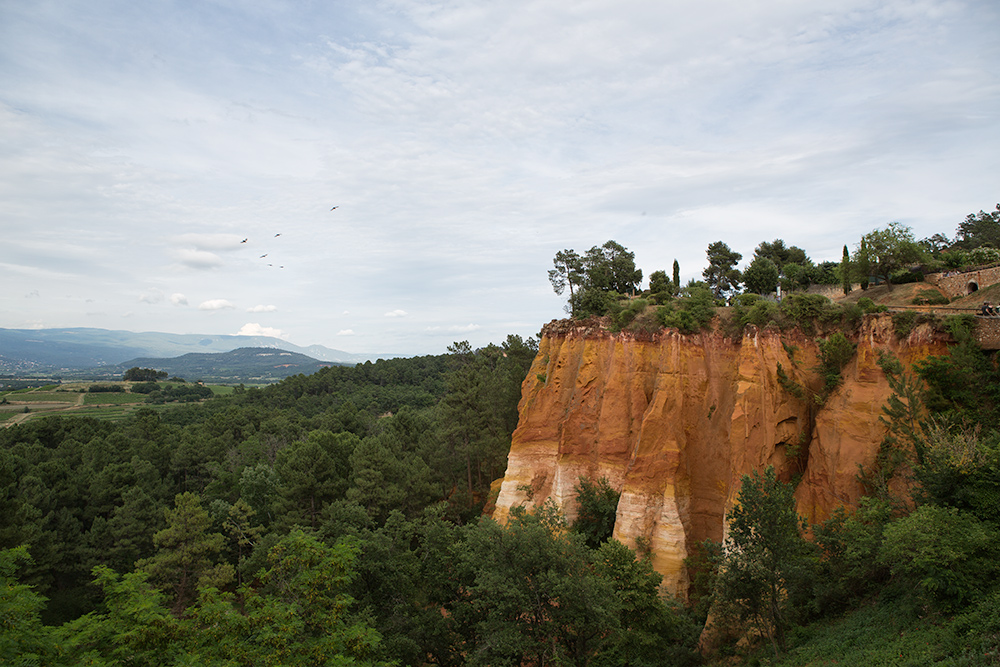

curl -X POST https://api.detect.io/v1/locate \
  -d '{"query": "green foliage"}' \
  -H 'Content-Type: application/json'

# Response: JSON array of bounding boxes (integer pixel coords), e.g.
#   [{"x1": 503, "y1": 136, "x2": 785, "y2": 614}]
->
[
  {"x1": 145, "y1": 383, "x2": 213, "y2": 403},
  {"x1": 613, "y1": 297, "x2": 650, "y2": 330},
  {"x1": 855, "y1": 296, "x2": 886, "y2": 314},
  {"x1": 969, "y1": 245, "x2": 1000, "y2": 265},
  {"x1": 915, "y1": 325, "x2": 1000, "y2": 425},
  {"x1": 713, "y1": 467, "x2": 816, "y2": 655},
  {"x1": 455, "y1": 505, "x2": 698, "y2": 667},
  {"x1": 123, "y1": 367, "x2": 169, "y2": 382},
  {"x1": 812, "y1": 497, "x2": 894, "y2": 612},
  {"x1": 551, "y1": 241, "x2": 642, "y2": 316},
  {"x1": 571, "y1": 476, "x2": 621, "y2": 548},
  {"x1": 879, "y1": 504, "x2": 1000, "y2": 611},
  {"x1": 778, "y1": 293, "x2": 838, "y2": 334},
  {"x1": 944, "y1": 313, "x2": 978, "y2": 343},
  {"x1": 0, "y1": 546, "x2": 53, "y2": 665},
  {"x1": 891, "y1": 309, "x2": 918, "y2": 338},
  {"x1": 852, "y1": 221, "x2": 924, "y2": 286},
  {"x1": 584, "y1": 240, "x2": 644, "y2": 295},
  {"x1": 458, "y1": 508, "x2": 620, "y2": 666},
  {"x1": 138, "y1": 492, "x2": 233, "y2": 613},
  {"x1": 861, "y1": 352, "x2": 926, "y2": 503},
  {"x1": 658, "y1": 283, "x2": 718, "y2": 333},
  {"x1": 88, "y1": 384, "x2": 126, "y2": 393},
  {"x1": 570, "y1": 287, "x2": 622, "y2": 319},
  {"x1": 742, "y1": 257, "x2": 779, "y2": 295},
  {"x1": 683, "y1": 539, "x2": 722, "y2": 625},
  {"x1": 775, "y1": 362, "x2": 805, "y2": 400},
  {"x1": 548, "y1": 248, "x2": 584, "y2": 315},
  {"x1": 754, "y1": 240, "x2": 809, "y2": 273},
  {"x1": 888, "y1": 267, "x2": 924, "y2": 284},
  {"x1": 58, "y1": 532, "x2": 389, "y2": 667},
  {"x1": 841, "y1": 244, "x2": 852, "y2": 295},
  {"x1": 817, "y1": 332, "x2": 856, "y2": 396},
  {"x1": 590, "y1": 539, "x2": 702, "y2": 667},
  {"x1": 703, "y1": 241, "x2": 742, "y2": 298},
  {"x1": 953, "y1": 203, "x2": 1000, "y2": 250},
  {"x1": 913, "y1": 422, "x2": 1000, "y2": 527},
  {"x1": 648, "y1": 270, "x2": 673, "y2": 298}
]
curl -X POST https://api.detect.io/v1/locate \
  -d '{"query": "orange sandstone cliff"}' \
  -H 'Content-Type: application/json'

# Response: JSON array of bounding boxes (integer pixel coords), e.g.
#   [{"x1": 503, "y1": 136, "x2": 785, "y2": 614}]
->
[{"x1": 492, "y1": 313, "x2": 948, "y2": 597}]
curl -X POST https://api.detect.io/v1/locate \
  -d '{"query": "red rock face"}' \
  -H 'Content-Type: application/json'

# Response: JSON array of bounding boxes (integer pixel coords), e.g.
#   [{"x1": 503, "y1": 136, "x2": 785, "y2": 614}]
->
[{"x1": 493, "y1": 314, "x2": 948, "y2": 597}]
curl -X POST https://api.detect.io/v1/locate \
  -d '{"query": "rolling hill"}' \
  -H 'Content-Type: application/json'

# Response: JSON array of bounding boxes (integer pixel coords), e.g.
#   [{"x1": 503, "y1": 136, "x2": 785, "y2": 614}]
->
[{"x1": 0, "y1": 327, "x2": 399, "y2": 375}]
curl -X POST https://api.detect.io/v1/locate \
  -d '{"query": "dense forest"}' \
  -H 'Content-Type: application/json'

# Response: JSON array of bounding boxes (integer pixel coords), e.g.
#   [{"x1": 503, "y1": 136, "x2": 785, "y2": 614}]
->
[
  {"x1": 5, "y1": 205, "x2": 1000, "y2": 665},
  {"x1": 3, "y1": 334, "x2": 704, "y2": 666}
]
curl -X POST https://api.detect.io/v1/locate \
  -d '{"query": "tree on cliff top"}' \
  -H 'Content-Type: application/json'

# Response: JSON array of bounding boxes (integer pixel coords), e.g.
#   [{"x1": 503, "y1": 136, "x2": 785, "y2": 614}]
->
[
  {"x1": 549, "y1": 241, "x2": 642, "y2": 316},
  {"x1": 583, "y1": 240, "x2": 643, "y2": 295},
  {"x1": 548, "y1": 249, "x2": 584, "y2": 315},
  {"x1": 703, "y1": 241, "x2": 742, "y2": 299},
  {"x1": 851, "y1": 222, "x2": 923, "y2": 287}
]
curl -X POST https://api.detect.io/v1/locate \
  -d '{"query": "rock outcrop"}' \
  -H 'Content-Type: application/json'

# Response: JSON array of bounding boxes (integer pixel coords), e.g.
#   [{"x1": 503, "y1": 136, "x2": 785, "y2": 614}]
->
[{"x1": 492, "y1": 314, "x2": 949, "y2": 597}]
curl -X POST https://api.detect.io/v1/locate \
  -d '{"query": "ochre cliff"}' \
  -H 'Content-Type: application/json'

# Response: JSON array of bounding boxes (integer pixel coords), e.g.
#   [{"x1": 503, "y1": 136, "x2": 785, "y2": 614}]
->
[{"x1": 492, "y1": 313, "x2": 949, "y2": 597}]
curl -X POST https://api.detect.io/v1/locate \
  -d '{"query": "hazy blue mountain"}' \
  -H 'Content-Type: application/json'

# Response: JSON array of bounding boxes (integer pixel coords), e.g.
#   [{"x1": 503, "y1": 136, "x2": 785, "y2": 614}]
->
[
  {"x1": 112, "y1": 347, "x2": 333, "y2": 383},
  {"x1": 0, "y1": 327, "x2": 400, "y2": 374}
]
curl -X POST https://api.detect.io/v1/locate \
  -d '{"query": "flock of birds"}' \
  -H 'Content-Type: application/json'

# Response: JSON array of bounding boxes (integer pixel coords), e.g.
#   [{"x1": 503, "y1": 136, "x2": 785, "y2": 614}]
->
[{"x1": 238, "y1": 206, "x2": 338, "y2": 269}]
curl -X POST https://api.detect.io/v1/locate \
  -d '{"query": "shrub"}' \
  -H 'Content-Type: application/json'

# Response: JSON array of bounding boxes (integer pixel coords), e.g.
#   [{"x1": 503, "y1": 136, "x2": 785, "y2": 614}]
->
[
  {"x1": 570, "y1": 288, "x2": 622, "y2": 319},
  {"x1": 571, "y1": 476, "x2": 621, "y2": 548},
  {"x1": 614, "y1": 297, "x2": 649, "y2": 330},
  {"x1": 779, "y1": 294, "x2": 837, "y2": 334},
  {"x1": 856, "y1": 297, "x2": 887, "y2": 314},
  {"x1": 969, "y1": 247, "x2": 1000, "y2": 265},
  {"x1": 910, "y1": 288, "x2": 949, "y2": 305},
  {"x1": 879, "y1": 504, "x2": 1000, "y2": 610},
  {"x1": 88, "y1": 384, "x2": 125, "y2": 393},
  {"x1": 818, "y1": 332, "x2": 856, "y2": 396},
  {"x1": 889, "y1": 269, "x2": 924, "y2": 284},
  {"x1": 943, "y1": 314, "x2": 977, "y2": 343},
  {"x1": 813, "y1": 497, "x2": 894, "y2": 611},
  {"x1": 658, "y1": 285, "x2": 718, "y2": 334},
  {"x1": 892, "y1": 310, "x2": 918, "y2": 338}
]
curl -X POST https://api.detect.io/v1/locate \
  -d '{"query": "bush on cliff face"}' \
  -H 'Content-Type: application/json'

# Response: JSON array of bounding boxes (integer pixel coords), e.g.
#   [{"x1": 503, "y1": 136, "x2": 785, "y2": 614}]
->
[
  {"x1": 817, "y1": 332, "x2": 856, "y2": 396},
  {"x1": 572, "y1": 476, "x2": 621, "y2": 548}
]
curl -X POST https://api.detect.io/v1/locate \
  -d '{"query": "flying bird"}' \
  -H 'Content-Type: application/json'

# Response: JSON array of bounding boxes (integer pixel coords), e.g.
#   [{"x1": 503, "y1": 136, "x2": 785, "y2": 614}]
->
[
  {"x1": 260, "y1": 254, "x2": 268, "y2": 258},
  {"x1": 274, "y1": 233, "x2": 281, "y2": 237},
  {"x1": 330, "y1": 206, "x2": 339, "y2": 210},
  {"x1": 241, "y1": 238, "x2": 247, "y2": 243}
]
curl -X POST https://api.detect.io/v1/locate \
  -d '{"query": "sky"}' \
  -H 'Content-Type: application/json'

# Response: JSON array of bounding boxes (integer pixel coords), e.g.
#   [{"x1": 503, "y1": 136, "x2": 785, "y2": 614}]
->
[{"x1": 1, "y1": 0, "x2": 998, "y2": 356}]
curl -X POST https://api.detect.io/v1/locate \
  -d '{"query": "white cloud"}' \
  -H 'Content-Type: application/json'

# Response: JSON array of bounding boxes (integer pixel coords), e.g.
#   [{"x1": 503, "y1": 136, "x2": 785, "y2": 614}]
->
[
  {"x1": 337, "y1": 329, "x2": 355, "y2": 336},
  {"x1": 170, "y1": 293, "x2": 188, "y2": 306},
  {"x1": 198, "y1": 299, "x2": 235, "y2": 310},
  {"x1": 237, "y1": 322, "x2": 287, "y2": 339},
  {"x1": 174, "y1": 249, "x2": 224, "y2": 270},
  {"x1": 247, "y1": 304, "x2": 277, "y2": 313},
  {"x1": 172, "y1": 233, "x2": 244, "y2": 251},
  {"x1": 384, "y1": 309, "x2": 408, "y2": 317},
  {"x1": 138, "y1": 289, "x2": 163, "y2": 304}
]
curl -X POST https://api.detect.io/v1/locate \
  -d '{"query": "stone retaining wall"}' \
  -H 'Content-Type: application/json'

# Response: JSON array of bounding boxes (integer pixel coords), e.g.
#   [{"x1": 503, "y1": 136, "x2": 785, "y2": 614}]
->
[{"x1": 925, "y1": 265, "x2": 1000, "y2": 299}]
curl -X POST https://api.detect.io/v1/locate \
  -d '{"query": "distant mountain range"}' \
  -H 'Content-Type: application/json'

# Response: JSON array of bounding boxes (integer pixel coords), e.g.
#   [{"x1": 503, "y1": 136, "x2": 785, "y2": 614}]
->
[
  {"x1": 113, "y1": 347, "x2": 333, "y2": 383},
  {"x1": 0, "y1": 327, "x2": 400, "y2": 377}
]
